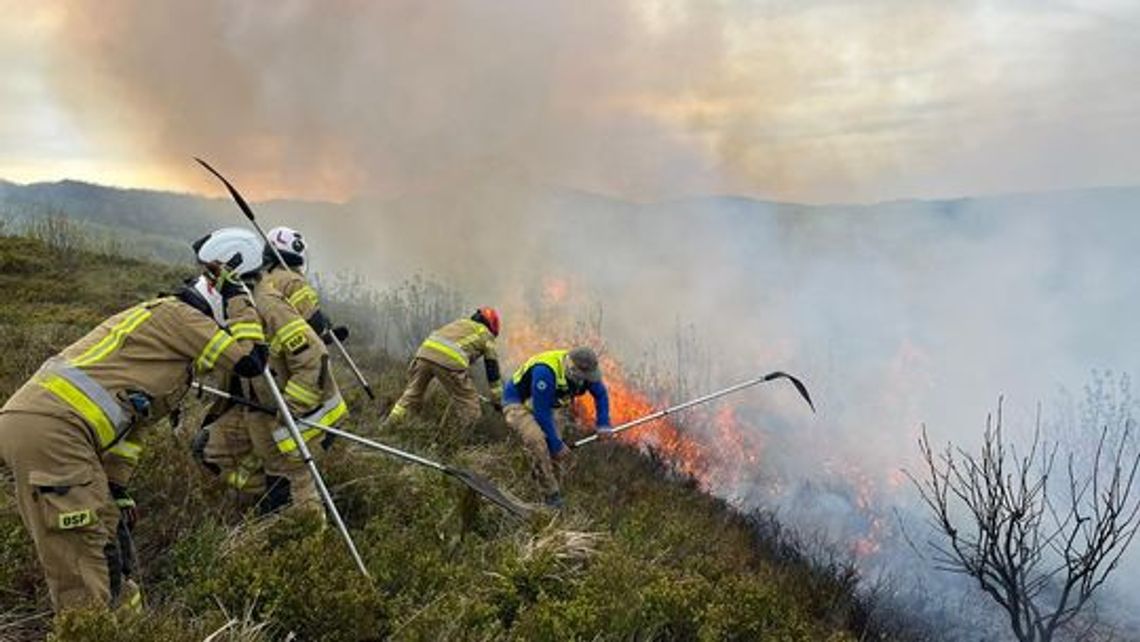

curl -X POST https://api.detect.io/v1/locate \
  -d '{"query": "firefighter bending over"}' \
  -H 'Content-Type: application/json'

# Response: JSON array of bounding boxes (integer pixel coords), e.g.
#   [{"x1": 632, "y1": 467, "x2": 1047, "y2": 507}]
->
[
  {"x1": 502, "y1": 347, "x2": 611, "y2": 508},
  {"x1": 260, "y1": 226, "x2": 348, "y2": 344},
  {"x1": 194, "y1": 228, "x2": 348, "y2": 517},
  {"x1": 384, "y1": 308, "x2": 503, "y2": 430},
  {"x1": 0, "y1": 233, "x2": 269, "y2": 612}
]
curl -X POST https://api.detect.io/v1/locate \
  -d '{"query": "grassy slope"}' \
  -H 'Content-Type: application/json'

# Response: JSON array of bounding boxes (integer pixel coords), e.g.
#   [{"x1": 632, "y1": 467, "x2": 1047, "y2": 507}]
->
[{"x1": 0, "y1": 236, "x2": 873, "y2": 641}]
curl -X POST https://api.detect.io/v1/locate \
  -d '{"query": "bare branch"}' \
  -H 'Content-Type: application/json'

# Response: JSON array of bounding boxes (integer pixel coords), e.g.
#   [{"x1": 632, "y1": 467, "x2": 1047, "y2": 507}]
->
[{"x1": 908, "y1": 391, "x2": 1140, "y2": 642}]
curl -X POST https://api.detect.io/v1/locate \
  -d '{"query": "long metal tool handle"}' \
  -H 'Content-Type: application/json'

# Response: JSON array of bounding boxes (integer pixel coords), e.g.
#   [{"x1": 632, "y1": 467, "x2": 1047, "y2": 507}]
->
[
  {"x1": 195, "y1": 382, "x2": 447, "y2": 472},
  {"x1": 325, "y1": 332, "x2": 375, "y2": 400},
  {"x1": 315, "y1": 424, "x2": 448, "y2": 472},
  {"x1": 227, "y1": 281, "x2": 369, "y2": 577},
  {"x1": 256, "y1": 367, "x2": 369, "y2": 575},
  {"x1": 572, "y1": 371, "x2": 814, "y2": 448},
  {"x1": 195, "y1": 157, "x2": 376, "y2": 400},
  {"x1": 195, "y1": 382, "x2": 532, "y2": 519}
]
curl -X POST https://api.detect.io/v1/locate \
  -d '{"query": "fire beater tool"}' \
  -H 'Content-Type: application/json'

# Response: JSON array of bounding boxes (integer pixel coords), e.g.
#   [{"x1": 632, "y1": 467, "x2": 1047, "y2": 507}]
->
[
  {"x1": 572, "y1": 371, "x2": 815, "y2": 448},
  {"x1": 193, "y1": 382, "x2": 533, "y2": 519},
  {"x1": 195, "y1": 157, "x2": 376, "y2": 400}
]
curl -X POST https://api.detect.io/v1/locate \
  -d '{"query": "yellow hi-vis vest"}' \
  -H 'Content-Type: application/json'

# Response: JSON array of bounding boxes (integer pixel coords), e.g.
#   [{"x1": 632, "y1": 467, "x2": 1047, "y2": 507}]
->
[{"x1": 511, "y1": 349, "x2": 572, "y2": 407}]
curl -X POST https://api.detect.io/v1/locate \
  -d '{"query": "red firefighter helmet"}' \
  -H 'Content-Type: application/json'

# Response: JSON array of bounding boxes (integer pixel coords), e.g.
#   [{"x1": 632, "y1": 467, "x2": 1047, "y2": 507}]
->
[{"x1": 476, "y1": 307, "x2": 501, "y2": 336}]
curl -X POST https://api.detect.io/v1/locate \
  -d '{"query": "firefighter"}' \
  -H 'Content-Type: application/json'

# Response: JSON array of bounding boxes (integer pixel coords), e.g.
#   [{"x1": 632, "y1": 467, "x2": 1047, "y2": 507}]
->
[
  {"x1": 0, "y1": 229, "x2": 270, "y2": 613},
  {"x1": 190, "y1": 225, "x2": 347, "y2": 504},
  {"x1": 261, "y1": 226, "x2": 348, "y2": 344},
  {"x1": 384, "y1": 308, "x2": 503, "y2": 430},
  {"x1": 195, "y1": 229, "x2": 348, "y2": 516},
  {"x1": 501, "y1": 347, "x2": 612, "y2": 508}
]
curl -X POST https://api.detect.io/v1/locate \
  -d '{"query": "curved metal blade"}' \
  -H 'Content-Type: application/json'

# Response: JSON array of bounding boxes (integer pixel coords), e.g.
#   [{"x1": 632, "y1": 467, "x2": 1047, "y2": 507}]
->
[
  {"x1": 195, "y1": 157, "x2": 259, "y2": 223},
  {"x1": 444, "y1": 468, "x2": 533, "y2": 520},
  {"x1": 194, "y1": 158, "x2": 376, "y2": 398},
  {"x1": 763, "y1": 371, "x2": 816, "y2": 413}
]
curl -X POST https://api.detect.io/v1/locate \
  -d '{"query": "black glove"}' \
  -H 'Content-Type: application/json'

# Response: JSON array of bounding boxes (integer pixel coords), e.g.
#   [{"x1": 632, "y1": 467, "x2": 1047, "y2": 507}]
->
[
  {"x1": 109, "y1": 483, "x2": 138, "y2": 531},
  {"x1": 234, "y1": 343, "x2": 269, "y2": 377},
  {"x1": 306, "y1": 310, "x2": 331, "y2": 335},
  {"x1": 320, "y1": 431, "x2": 337, "y2": 451},
  {"x1": 322, "y1": 325, "x2": 349, "y2": 345}
]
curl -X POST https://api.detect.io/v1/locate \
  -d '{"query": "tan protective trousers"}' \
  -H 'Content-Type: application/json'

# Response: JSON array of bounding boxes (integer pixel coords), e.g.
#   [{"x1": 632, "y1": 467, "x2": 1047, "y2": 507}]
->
[
  {"x1": 503, "y1": 404, "x2": 561, "y2": 496},
  {"x1": 0, "y1": 411, "x2": 118, "y2": 611},
  {"x1": 202, "y1": 406, "x2": 320, "y2": 511},
  {"x1": 388, "y1": 358, "x2": 480, "y2": 428}
]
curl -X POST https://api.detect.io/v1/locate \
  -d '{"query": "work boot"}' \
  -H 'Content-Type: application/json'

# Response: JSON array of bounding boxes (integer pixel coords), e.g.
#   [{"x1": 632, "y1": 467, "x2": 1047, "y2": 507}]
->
[
  {"x1": 544, "y1": 492, "x2": 565, "y2": 510},
  {"x1": 380, "y1": 400, "x2": 407, "y2": 427},
  {"x1": 112, "y1": 578, "x2": 143, "y2": 612},
  {"x1": 257, "y1": 475, "x2": 293, "y2": 516}
]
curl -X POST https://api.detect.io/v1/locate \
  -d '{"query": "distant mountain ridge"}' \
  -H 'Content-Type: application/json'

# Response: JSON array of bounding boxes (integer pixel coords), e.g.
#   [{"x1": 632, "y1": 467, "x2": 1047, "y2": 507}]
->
[
  {"x1": 5, "y1": 176, "x2": 1140, "y2": 225},
  {"x1": 3, "y1": 175, "x2": 1140, "y2": 276}
]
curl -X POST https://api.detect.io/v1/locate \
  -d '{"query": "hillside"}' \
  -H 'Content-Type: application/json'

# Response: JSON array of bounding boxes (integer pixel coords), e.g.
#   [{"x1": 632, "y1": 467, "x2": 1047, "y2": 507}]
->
[{"x1": 0, "y1": 235, "x2": 906, "y2": 640}]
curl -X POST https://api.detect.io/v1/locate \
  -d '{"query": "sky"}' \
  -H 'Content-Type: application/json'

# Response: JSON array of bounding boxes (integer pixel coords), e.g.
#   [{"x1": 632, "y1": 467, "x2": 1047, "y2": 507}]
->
[{"x1": 2, "y1": 0, "x2": 1139, "y2": 204}]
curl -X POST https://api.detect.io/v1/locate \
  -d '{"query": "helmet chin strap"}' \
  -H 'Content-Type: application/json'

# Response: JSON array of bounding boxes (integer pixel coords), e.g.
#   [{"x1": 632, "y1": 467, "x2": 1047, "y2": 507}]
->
[{"x1": 191, "y1": 275, "x2": 226, "y2": 325}]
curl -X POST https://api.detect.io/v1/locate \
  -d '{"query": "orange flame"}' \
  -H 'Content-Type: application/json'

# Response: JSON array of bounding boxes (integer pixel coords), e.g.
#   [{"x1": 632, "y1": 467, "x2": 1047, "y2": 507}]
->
[
  {"x1": 501, "y1": 280, "x2": 761, "y2": 490},
  {"x1": 500, "y1": 278, "x2": 889, "y2": 564}
]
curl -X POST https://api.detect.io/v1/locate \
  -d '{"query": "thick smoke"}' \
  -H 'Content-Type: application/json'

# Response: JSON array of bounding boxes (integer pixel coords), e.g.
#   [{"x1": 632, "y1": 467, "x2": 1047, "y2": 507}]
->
[
  {"x1": 51, "y1": 0, "x2": 724, "y2": 200},
  {"x1": 44, "y1": 0, "x2": 1140, "y2": 636},
  {"x1": 48, "y1": 1, "x2": 1140, "y2": 203}
]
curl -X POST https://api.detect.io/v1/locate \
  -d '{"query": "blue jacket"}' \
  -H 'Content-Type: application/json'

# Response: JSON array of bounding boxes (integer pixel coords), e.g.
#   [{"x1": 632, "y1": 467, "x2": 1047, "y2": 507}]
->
[{"x1": 503, "y1": 363, "x2": 610, "y2": 455}]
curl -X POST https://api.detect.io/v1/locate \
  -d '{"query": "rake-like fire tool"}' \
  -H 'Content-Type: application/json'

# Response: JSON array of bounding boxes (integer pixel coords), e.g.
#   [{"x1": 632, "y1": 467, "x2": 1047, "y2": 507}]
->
[{"x1": 572, "y1": 371, "x2": 815, "y2": 448}]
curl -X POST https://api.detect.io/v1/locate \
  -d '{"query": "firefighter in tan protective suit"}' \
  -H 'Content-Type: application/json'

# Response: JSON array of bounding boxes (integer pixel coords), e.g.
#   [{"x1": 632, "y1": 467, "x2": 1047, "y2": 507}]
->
[
  {"x1": 195, "y1": 226, "x2": 348, "y2": 515},
  {"x1": 260, "y1": 226, "x2": 348, "y2": 346},
  {"x1": 0, "y1": 228, "x2": 270, "y2": 613},
  {"x1": 384, "y1": 308, "x2": 503, "y2": 430}
]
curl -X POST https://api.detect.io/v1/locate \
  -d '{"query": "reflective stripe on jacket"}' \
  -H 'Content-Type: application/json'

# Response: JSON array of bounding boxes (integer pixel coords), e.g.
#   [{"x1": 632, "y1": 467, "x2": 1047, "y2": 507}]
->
[
  {"x1": 262, "y1": 267, "x2": 321, "y2": 319},
  {"x1": 234, "y1": 278, "x2": 346, "y2": 421},
  {"x1": 36, "y1": 359, "x2": 128, "y2": 449},
  {"x1": 2, "y1": 296, "x2": 263, "y2": 485},
  {"x1": 415, "y1": 318, "x2": 498, "y2": 371},
  {"x1": 272, "y1": 393, "x2": 348, "y2": 454}
]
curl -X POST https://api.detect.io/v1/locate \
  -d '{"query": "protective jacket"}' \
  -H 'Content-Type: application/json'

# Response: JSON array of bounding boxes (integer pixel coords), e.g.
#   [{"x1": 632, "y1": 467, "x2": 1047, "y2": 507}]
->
[
  {"x1": 261, "y1": 265, "x2": 328, "y2": 335},
  {"x1": 415, "y1": 317, "x2": 502, "y2": 400},
  {"x1": 219, "y1": 279, "x2": 347, "y2": 455},
  {"x1": 1, "y1": 292, "x2": 266, "y2": 486},
  {"x1": 503, "y1": 349, "x2": 610, "y2": 454}
]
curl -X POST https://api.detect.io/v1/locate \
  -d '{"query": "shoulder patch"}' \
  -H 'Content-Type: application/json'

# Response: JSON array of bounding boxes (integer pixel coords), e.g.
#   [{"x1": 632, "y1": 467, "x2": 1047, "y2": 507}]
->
[
  {"x1": 285, "y1": 334, "x2": 309, "y2": 354},
  {"x1": 58, "y1": 509, "x2": 96, "y2": 530}
]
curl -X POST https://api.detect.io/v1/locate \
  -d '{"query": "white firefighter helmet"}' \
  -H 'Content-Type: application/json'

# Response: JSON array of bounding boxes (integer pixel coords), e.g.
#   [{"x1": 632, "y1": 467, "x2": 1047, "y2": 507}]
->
[
  {"x1": 189, "y1": 274, "x2": 226, "y2": 325},
  {"x1": 192, "y1": 227, "x2": 266, "y2": 280},
  {"x1": 266, "y1": 226, "x2": 307, "y2": 268}
]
